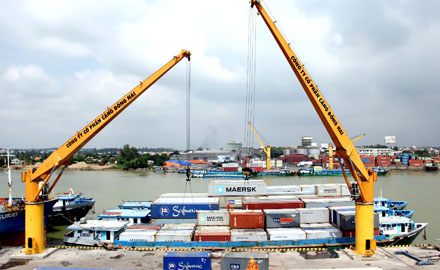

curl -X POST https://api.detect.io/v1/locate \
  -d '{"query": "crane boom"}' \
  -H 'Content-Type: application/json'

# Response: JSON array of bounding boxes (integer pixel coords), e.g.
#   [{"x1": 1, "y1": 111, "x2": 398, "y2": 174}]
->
[
  {"x1": 250, "y1": 0, "x2": 377, "y2": 255},
  {"x1": 22, "y1": 49, "x2": 191, "y2": 254},
  {"x1": 248, "y1": 122, "x2": 271, "y2": 170}
]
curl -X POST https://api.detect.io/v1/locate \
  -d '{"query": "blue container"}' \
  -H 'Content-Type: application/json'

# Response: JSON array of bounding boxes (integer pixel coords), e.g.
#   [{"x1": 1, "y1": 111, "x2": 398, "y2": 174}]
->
[
  {"x1": 164, "y1": 251, "x2": 211, "y2": 270},
  {"x1": 151, "y1": 203, "x2": 219, "y2": 219}
]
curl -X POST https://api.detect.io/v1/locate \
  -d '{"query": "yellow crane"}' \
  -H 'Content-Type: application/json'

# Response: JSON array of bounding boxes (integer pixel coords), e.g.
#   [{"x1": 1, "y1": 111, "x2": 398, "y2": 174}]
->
[
  {"x1": 21, "y1": 49, "x2": 191, "y2": 254},
  {"x1": 329, "y1": 133, "x2": 365, "y2": 169},
  {"x1": 248, "y1": 122, "x2": 271, "y2": 170},
  {"x1": 251, "y1": 0, "x2": 377, "y2": 255}
]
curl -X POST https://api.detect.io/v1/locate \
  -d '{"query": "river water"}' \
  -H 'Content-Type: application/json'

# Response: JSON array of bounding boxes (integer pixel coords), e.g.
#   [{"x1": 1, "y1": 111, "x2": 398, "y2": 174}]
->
[{"x1": 4, "y1": 169, "x2": 439, "y2": 245}]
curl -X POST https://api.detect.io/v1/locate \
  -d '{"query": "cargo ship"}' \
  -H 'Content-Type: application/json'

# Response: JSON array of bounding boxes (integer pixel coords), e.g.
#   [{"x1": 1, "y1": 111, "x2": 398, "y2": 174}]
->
[
  {"x1": 47, "y1": 190, "x2": 95, "y2": 226},
  {"x1": 298, "y1": 167, "x2": 389, "y2": 176},
  {"x1": 63, "y1": 180, "x2": 427, "y2": 249}
]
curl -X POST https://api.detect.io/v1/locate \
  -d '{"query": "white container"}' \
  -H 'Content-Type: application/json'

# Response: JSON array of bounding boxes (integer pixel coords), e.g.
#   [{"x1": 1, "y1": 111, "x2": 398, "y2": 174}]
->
[
  {"x1": 149, "y1": 219, "x2": 197, "y2": 225},
  {"x1": 222, "y1": 162, "x2": 239, "y2": 168},
  {"x1": 218, "y1": 196, "x2": 243, "y2": 208},
  {"x1": 267, "y1": 185, "x2": 301, "y2": 195},
  {"x1": 118, "y1": 230, "x2": 156, "y2": 242},
  {"x1": 297, "y1": 208, "x2": 329, "y2": 224},
  {"x1": 303, "y1": 226, "x2": 342, "y2": 240},
  {"x1": 266, "y1": 228, "x2": 306, "y2": 240},
  {"x1": 159, "y1": 193, "x2": 209, "y2": 198},
  {"x1": 302, "y1": 197, "x2": 353, "y2": 208},
  {"x1": 315, "y1": 184, "x2": 341, "y2": 197},
  {"x1": 197, "y1": 210, "x2": 230, "y2": 226},
  {"x1": 339, "y1": 184, "x2": 351, "y2": 196},
  {"x1": 161, "y1": 223, "x2": 195, "y2": 231},
  {"x1": 195, "y1": 226, "x2": 230, "y2": 233},
  {"x1": 155, "y1": 229, "x2": 193, "y2": 242},
  {"x1": 230, "y1": 229, "x2": 267, "y2": 242},
  {"x1": 300, "y1": 223, "x2": 335, "y2": 229},
  {"x1": 243, "y1": 195, "x2": 299, "y2": 203},
  {"x1": 208, "y1": 180, "x2": 267, "y2": 196},
  {"x1": 300, "y1": 185, "x2": 316, "y2": 193}
]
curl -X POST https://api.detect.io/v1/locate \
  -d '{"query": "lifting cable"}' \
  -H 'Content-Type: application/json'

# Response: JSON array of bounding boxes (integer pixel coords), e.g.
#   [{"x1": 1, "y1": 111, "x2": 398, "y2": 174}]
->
[
  {"x1": 186, "y1": 59, "x2": 191, "y2": 155},
  {"x1": 243, "y1": 5, "x2": 257, "y2": 163}
]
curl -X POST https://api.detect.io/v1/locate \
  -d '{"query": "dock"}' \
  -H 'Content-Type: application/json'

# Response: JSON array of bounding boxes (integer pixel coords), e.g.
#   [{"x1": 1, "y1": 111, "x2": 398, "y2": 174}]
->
[{"x1": 1, "y1": 245, "x2": 438, "y2": 269}]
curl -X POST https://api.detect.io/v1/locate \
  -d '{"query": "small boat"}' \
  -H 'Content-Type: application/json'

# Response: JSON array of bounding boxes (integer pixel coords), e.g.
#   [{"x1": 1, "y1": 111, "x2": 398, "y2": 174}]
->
[
  {"x1": 374, "y1": 197, "x2": 408, "y2": 210},
  {"x1": 424, "y1": 165, "x2": 438, "y2": 172},
  {"x1": 47, "y1": 189, "x2": 95, "y2": 226},
  {"x1": 98, "y1": 208, "x2": 151, "y2": 225},
  {"x1": 64, "y1": 218, "x2": 128, "y2": 247},
  {"x1": 118, "y1": 201, "x2": 152, "y2": 210},
  {"x1": 379, "y1": 216, "x2": 428, "y2": 245}
]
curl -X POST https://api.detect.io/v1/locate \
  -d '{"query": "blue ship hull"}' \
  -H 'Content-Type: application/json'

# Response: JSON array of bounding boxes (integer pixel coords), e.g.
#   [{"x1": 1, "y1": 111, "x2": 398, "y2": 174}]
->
[{"x1": 0, "y1": 198, "x2": 58, "y2": 246}]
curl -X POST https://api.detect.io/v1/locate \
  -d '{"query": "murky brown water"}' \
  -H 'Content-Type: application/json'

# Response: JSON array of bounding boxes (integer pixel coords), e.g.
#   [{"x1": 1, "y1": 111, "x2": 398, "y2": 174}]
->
[{"x1": 4, "y1": 169, "x2": 439, "y2": 245}]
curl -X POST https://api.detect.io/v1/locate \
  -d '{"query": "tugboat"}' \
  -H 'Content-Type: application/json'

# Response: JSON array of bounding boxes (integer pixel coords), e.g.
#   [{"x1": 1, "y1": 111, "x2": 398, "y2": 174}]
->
[{"x1": 47, "y1": 188, "x2": 95, "y2": 226}]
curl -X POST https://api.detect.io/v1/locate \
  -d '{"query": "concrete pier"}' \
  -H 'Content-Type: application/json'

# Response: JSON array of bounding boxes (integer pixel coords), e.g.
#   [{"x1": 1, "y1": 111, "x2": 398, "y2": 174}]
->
[{"x1": 0, "y1": 245, "x2": 438, "y2": 269}]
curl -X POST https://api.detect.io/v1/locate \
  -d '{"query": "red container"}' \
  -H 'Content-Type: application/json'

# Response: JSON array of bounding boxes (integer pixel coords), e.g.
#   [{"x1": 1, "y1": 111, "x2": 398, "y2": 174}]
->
[
  {"x1": 409, "y1": 160, "x2": 423, "y2": 166},
  {"x1": 243, "y1": 201, "x2": 304, "y2": 211},
  {"x1": 229, "y1": 210, "x2": 264, "y2": 229},
  {"x1": 194, "y1": 232, "x2": 231, "y2": 242},
  {"x1": 222, "y1": 167, "x2": 238, "y2": 172},
  {"x1": 343, "y1": 229, "x2": 380, "y2": 238}
]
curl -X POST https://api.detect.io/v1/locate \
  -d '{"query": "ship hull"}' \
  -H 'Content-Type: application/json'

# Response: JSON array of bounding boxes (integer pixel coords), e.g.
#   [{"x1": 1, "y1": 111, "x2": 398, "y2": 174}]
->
[{"x1": 48, "y1": 204, "x2": 94, "y2": 226}]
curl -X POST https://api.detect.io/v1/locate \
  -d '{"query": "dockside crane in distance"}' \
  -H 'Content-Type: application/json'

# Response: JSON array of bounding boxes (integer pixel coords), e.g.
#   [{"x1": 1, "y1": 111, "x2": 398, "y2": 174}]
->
[
  {"x1": 250, "y1": 0, "x2": 377, "y2": 255},
  {"x1": 329, "y1": 133, "x2": 365, "y2": 169},
  {"x1": 248, "y1": 122, "x2": 271, "y2": 170},
  {"x1": 21, "y1": 49, "x2": 191, "y2": 254}
]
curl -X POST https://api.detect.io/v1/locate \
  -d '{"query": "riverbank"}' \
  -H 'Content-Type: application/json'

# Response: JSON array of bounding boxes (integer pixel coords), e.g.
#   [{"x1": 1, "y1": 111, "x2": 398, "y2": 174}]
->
[{"x1": 1, "y1": 245, "x2": 439, "y2": 269}]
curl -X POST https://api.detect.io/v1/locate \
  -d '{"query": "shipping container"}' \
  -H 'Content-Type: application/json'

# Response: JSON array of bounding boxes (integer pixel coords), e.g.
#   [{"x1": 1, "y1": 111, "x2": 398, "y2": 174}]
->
[
  {"x1": 126, "y1": 224, "x2": 162, "y2": 230},
  {"x1": 229, "y1": 210, "x2": 264, "y2": 229},
  {"x1": 151, "y1": 197, "x2": 219, "y2": 219},
  {"x1": 264, "y1": 209, "x2": 300, "y2": 228},
  {"x1": 119, "y1": 230, "x2": 157, "y2": 242},
  {"x1": 195, "y1": 226, "x2": 230, "y2": 232},
  {"x1": 150, "y1": 219, "x2": 197, "y2": 225},
  {"x1": 161, "y1": 223, "x2": 196, "y2": 231},
  {"x1": 297, "y1": 208, "x2": 329, "y2": 224},
  {"x1": 315, "y1": 184, "x2": 341, "y2": 197},
  {"x1": 230, "y1": 229, "x2": 267, "y2": 241},
  {"x1": 266, "y1": 228, "x2": 306, "y2": 240},
  {"x1": 222, "y1": 167, "x2": 238, "y2": 172},
  {"x1": 194, "y1": 231, "x2": 231, "y2": 242},
  {"x1": 332, "y1": 211, "x2": 379, "y2": 230},
  {"x1": 164, "y1": 251, "x2": 211, "y2": 270},
  {"x1": 301, "y1": 197, "x2": 354, "y2": 208},
  {"x1": 301, "y1": 224, "x2": 342, "y2": 239},
  {"x1": 159, "y1": 193, "x2": 209, "y2": 198},
  {"x1": 218, "y1": 196, "x2": 243, "y2": 209},
  {"x1": 221, "y1": 252, "x2": 269, "y2": 270},
  {"x1": 208, "y1": 180, "x2": 267, "y2": 197},
  {"x1": 266, "y1": 185, "x2": 301, "y2": 195},
  {"x1": 243, "y1": 200, "x2": 304, "y2": 211},
  {"x1": 155, "y1": 229, "x2": 193, "y2": 242},
  {"x1": 197, "y1": 210, "x2": 229, "y2": 226},
  {"x1": 300, "y1": 185, "x2": 315, "y2": 193}
]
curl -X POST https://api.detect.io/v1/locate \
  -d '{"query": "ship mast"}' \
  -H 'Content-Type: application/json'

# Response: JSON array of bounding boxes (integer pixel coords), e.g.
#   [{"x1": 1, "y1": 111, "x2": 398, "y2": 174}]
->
[{"x1": 7, "y1": 147, "x2": 12, "y2": 207}]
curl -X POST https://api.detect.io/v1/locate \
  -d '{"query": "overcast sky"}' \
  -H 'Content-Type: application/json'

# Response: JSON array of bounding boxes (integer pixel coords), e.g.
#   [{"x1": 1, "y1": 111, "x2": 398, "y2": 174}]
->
[{"x1": 1, "y1": 0, "x2": 439, "y2": 150}]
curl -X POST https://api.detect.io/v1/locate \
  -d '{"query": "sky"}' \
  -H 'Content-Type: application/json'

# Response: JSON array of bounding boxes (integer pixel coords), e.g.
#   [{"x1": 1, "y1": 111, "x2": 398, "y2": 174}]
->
[{"x1": 1, "y1": 0, "x2": 439, "y2": 150}]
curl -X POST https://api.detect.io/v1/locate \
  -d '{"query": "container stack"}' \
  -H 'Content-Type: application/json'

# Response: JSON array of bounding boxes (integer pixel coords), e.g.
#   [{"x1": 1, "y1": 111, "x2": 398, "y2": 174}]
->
[
  {"x1": 242, "y1": 196, "x2": 303, "y2": 210},
  {"x1": 155, "y1": 223, "x2": 195, "y2": 242},
  {"x1": 329, "y1": 206, "x2": 380, "y2": 237},
  {"x1": 221, "y1": 252, "x2": 269, "y2": 270},
  {"x1": 163, "y1": 251, "x2": 211, "y2": 270}
]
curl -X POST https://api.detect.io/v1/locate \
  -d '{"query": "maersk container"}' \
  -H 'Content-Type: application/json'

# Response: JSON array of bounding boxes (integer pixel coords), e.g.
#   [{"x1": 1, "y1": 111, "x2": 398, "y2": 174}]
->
[
  {"x1": 297, "y1": 208, "x2": 329, "y2": 224},
  {"x1": 197, "y1": 210, "x2": 230, "y2": 226},
  {"x1": 315, "y1": 184, "x2": 341, "y2": 197},
  {"x1": 118, "y1": 230, "x2": 157, "y2": 242},
  {"x1": 159, "y1": 193, "x2": 209, "y2": 198},
  {"x1": 267, "y1": 185, "x2": 301, "y2": 195},
  {"x1": 151, "y1": 197, "x2": 219, "y2": 219},
  {"x1": 263, "y1": 209, "x2": 300, "y2": 228},
  {"x1": 230, "y1": 229, "x2": 267, "y2": 242},
  {"x1": 163, "y1": 251, "x2": 211, "y2": 270},
  {"x1": 230, "y1": 210, "x2": 264, "y2": 229},
  {"x1": 218, "y1": 196, "x2": 243, "y2": 209},
  {"x1": 266, "y1": 228, "x2": 306, "y2": 240},
  {"x1": 208, "y1": 180, "x2": 267, "y2": 196},
  {"x1": 301, "y1": 197, "x2": 354, "y2": 208},
  {"x1": 155, "y1": 229, "x2": 193, "y2": 242},
  {"x1": 221, "y1": 252, "x2": 269, "y2": 270},
  {"x1": 150, "y1": 219, "x2": 197, "y2": 225}
]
